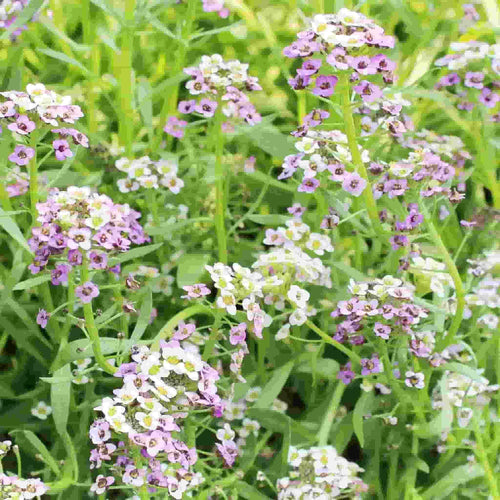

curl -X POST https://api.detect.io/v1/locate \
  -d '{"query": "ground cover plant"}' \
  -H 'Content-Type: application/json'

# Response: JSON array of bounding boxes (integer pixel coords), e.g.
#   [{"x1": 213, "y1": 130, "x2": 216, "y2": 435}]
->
[{"x1": 0, "y1": 0, "x2": 498, "y2": 498}]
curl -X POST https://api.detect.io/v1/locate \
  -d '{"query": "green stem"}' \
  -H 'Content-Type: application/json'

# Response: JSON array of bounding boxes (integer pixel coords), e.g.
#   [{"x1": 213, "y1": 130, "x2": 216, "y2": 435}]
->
[
  {"x1": 202, "y1": 314, "x2": 221, "y2": 361},
  {"x1": 151, "y1": 304, "x2": 213, "y2": 350},
  {"x1": 422, "y1": 206, "x2": 465, "y2": 348},
  {"x1": 81, "y1": 261, "x2": 116, "y2": 375},
  {"x1": 387, "y1": 449, "x2": 399, "y2": 500},
  {"x1": 473, "y1": 416, "x2": 500, "y2": 499},
  {"x1": 82, "y1": 0, "x2": 98, "y2": 135},
  {"x1": 317, "y1": 382, "x2": 345, "y2": 446},
  {"x1": 339, "y1": 74, "x2": 383, "y2": 236},
  {"x1": 305, "y1": 319, "x2": 361, "y2": 365},
  {"x1": 118, "y1": 0, "x2": 136, "y2": 155},
  {"x1": 0, "y1": 183, "x2": 13, "y2": 212},
  {"x1": 154, "y1": 0, "x2": 197, "y2": 151},
  {"x1": 404, "y1": 434, "x2": 419, "y2": 500},
  {"x1": 213, "y1": 99, "x2": 228, "y2": 264}
]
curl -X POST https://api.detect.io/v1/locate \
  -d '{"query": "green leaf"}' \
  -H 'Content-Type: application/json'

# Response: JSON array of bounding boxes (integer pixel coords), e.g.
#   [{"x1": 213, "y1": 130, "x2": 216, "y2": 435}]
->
[
  {"x1": 416, "y1": 374, "x2": 453, "y2": 438},
  {"x1": 235, "y1": 481, "x2": 272, "y2": 500},
  {"x1": 47, "y1": 153, "x2": 78, "y2": 189},
  {"x1": 50, "y1": 365, "x2": 72, "y2": 436},
  {"x1": 331, "y1": 261, "x2": 367, "y2": 281},
  {"x1": 421, "y1": 464, "x2": 484, "y2": 499},
  {"x1": 440, "y1": 362, "x2": 485, "y2": 383},
  {"x1": 245, "y1": 123, "x2": 295, "y2": 158},
  {"x1": 137, "y1": 78, "x2": 153, "y2": 136},
  {"x1": 12, "y1": 274, "x2": 51, "y2": 291},
  {"x1": 37, "y1": 48, "x2": 90, "y2": 75},
  {"x1": 255, "y1": 360, "x2": 294, "y2": 409},
  {"x1": 246, "y1": 408, "x2": 291, "y2": 475},
  {"x1": 176, "y1": 253, "x2": 211, "y2": 288},
  {"x1": 246, "y1": 214, "x2": 290, "y2": 226},
  {"x1": 10, "y1": 430, "x2": 61, "y2": 476},
  {"x1": 111, "y1": 243, "x2": 163, "y2": 264},
  {"x1": 353, "y1": 391, "x2": 373, "y2": 447},
  {"x1": 130, "y1": 289, "x2": 152, "y2": 343},
  {"x1": 0, "y1": 208, "x2": 33, "y2": 254},
  {"x1": 296, "y1": 358, "x2": 339, "y2": 380}
]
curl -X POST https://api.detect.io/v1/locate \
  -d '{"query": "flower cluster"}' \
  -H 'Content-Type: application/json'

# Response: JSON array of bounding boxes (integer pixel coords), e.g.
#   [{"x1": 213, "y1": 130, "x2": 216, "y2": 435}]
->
[
  {"x1": 277, "y1": 446, "x2": 367, "y2": 498},
  {"x1": 284, "y1": 9, "x2": 396, "y2": 101},
  {"x1": 0, "y1": 441, "x2": 49, "y2": 498},
  {"x1": 263, "y1": 218, "x2": 334, "y2": 256},
  {"x1": 0, "y1": 475, "x2": 48, "y2": 499},
  {"x1": 0, "y1": 0, "x2": 30, "y2": 38},
  {"x1": 464, "y1": 273, "x2": 499, "y2": 329},
  {"x1": 435, "y1": 41, "x2": 499, "y2": 115},
  {"x1": 90, "y1": 342, "x2": 223, "y2": 498},
  {"x1": 205, "y1": 222, "x2": 332, "y2": 336},
  {"x1": 28, "y1": 186, "x2": 149, "y2": 281},
  {"x1": 330, "y1": 277, "x2": 442, "y2": 384},
  {"x1": 1, "y1": 84, "x2": 87, "y2": 164},
  {"x1": 179, "y1": 54, "x2": 262, "y2": 126},
  {"x1": 369, "y1": 147, "x2": 465, "y2": 206},
  {"x1": 355, "y1": 92, "x2": 413, "y2": 138},
  {"x1": 410, "y1": 256, "x2": 454, "y2": 298},
  {"x1": 200, "y1": 0, "x2": 229, "y2": 19},
  {"x1": 114, "y1": 156, "x2": 184, "y2": 194},
  {"x1": 431, "y1": 369, "x2": 498, "y2": 428},
  {"x1": 279, "y1": 123, "x2": 369, "y2": 196}
]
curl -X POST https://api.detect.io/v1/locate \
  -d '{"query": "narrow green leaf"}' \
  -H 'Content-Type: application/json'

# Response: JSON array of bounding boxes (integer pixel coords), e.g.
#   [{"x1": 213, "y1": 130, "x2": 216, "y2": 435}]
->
[
  {"x1": 0, "y1": 208, "x2": 33, "y2": 254},
  {"x1": 440, "y1": 362, "x2": 485, "y2": 383},
  {"x1": 12, "y1": 274, "x2": 51, "y2": 291},
  {"x1": 421, "y1": 464, "x2": 484, "y2": 499},
  {"x1": 246, "y1": 214, "x2": 290, "y2": 226},
  {"x1": 50, "y1": 365, "x2": 72, "y2": 436},
  {"x1": 10, "y1": 430, "x2": 61, "y2": 476},
  {"x1": 37, "y1": 48, "x2": 90, "y2": 75},
  {"x1": 176, "y1": 253, "x2": 211, "y2": 288},
  {"x1": 331, "y1": 261, "x2": 367, "y2": 281},
  {"x1": 245, "y1": 123, "x2": 295, "y2": 158},
  {"x1": 137, "y1": 78, "x2": 153, "y2": 135},
  {"x1": 235, "y1": 481, "x2": 272, "y2": 500},
  {"x1": 111, "y1": 242, "x2": 163, "y2": 264},
  {"x1": 296, "y1": 358, "x2": 340, "y2": 379},
  {"x1": 353, "y1": 391, "x2": 373, "y2": 447},
  {"x1": 130, "y1": 289, "x2": 152, "y2": 343},
  {"x1": 255, "y1": 360, "x2": 294, "y2": 409}
]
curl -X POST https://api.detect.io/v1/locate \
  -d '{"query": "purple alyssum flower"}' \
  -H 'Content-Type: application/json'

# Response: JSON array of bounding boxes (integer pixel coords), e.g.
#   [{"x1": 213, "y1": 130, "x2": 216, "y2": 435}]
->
[
  {"x1": 342, "y1": 172, "x2": 367, "y2": 197},
  {"x1": 36, "y1": 309, "x2": 50, "y2": 328},
  {"x1": 76, "y1": 281, "x2": 99, "y2": 304},
  {"x1": 8, "y1": 145, "x2": 35, "y2": 166}
]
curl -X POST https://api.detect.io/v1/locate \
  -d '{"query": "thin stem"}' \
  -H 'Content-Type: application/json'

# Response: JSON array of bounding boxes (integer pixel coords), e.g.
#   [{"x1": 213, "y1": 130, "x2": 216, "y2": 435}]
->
[
  {"x1": 154, "y1": 0, "x2": 197, "y2": 150},
  {"x1": 404, "y1": 433, "x2": 419, "y2": 500},
  {"x1": 81, "y1": 261, "x2": 117, "y2": 375},
  {"x1": 0, "y1": 183, "x2": 13, "y2": 212},
  {"x1": 213, "y1": 99, "x2": 228, "y2": 264},
  {"x1": 422, "y1": 205, "x2": 465, "y2": 348},
  {"x1": 317, "y1": 382, "x2": 345, "y2": 446},
  {"x1": 387, "y1": 449, "x2": 399, "y2": 500},
  {"x1": 473, "y1": 416, "x2": 500, "y2": 498},
  {"x1": 151, "y1": 304, "x2": 214, "y2": 350},
  {"x1": 339, "y1": 74, "x2": 383, "y2": 236},
  {"x1": 305, "y1": 319, "x2": 361, "y2": 365},
  {"x1": 118, "y1": 0, "x2": 136, "y2": 155},
  {"x1": 82, "y1": 0, "x2": 98, "y2": 135},
  {"x1": 202, "y1": 314, "x2": 221, "y2": 361}
]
